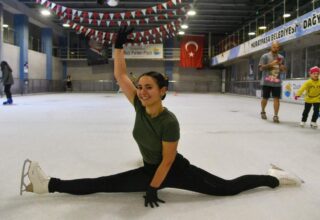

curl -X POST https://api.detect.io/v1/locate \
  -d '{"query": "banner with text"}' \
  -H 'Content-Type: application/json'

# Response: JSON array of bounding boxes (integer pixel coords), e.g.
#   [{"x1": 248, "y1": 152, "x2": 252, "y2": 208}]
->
[{"x1": 112, "y1": 44, "x2": 163, "y2": 59}]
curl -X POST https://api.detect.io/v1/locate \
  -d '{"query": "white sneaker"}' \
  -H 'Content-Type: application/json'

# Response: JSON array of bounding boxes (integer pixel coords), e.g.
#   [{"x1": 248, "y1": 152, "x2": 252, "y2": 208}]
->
[
  {"x1": 300, "y1": 122, "x2": 306, "y2": 127},
  {"x1": 310, "y1": 122, "x2": 318, "y2": 129},
  {"x1": 27, "y1": 161, "x2": 50, "y2": 194},
  {"x1": 267, "y1": 164, "x2": 303, "y2": 186}
]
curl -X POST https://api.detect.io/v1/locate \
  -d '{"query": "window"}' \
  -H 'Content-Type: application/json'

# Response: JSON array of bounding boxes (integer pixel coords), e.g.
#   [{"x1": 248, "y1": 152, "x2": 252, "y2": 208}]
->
[{"x1": 292, "y1": 48, "x2": 306, "y2": 78}]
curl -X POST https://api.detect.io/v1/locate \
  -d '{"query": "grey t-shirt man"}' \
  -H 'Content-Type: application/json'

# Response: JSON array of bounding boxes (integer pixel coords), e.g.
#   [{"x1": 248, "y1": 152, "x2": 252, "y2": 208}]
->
[{"x1": 259, "y1": 52, "x2": 284, "y2": 87}]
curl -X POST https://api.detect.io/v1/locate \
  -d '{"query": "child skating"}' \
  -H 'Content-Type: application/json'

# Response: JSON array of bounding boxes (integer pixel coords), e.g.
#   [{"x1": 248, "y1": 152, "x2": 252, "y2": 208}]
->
[{"x1": 295, "y1": 66, "x2": 320, "y2": 129}]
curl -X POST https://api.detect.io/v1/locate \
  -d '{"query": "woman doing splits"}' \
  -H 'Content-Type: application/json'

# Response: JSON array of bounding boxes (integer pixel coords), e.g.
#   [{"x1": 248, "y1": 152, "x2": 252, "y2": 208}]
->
[{"x1": 21, "y1": 27, "x2": 302, "y2": 208}]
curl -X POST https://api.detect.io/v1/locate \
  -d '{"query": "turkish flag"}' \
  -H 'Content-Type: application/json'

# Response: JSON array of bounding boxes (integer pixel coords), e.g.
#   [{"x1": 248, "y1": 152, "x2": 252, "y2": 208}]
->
[{"x1": 180, "y1": 35, "x2": 204, "y2": 68}]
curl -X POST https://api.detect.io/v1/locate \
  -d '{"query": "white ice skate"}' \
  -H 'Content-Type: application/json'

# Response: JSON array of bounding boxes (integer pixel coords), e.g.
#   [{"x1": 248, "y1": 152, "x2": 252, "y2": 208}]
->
[
  {"x1": 20, "y1": 159, "x2": 49, "y2": 195},
  {"x1": 300, "y1": 122, "x2": 306, "y2": 127},
  {"x1": 268, "y1": 164, "x2": 304, "y2": 186},
  {"x1": 310, "y1": 122, "x2": 318, "y2": 129}
]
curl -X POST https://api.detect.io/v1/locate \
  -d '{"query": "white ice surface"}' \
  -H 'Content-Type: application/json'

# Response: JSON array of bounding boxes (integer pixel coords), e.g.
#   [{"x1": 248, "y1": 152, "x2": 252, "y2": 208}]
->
[{"x1": 0, "y1": 93, "x2": 320, "y2": 220}]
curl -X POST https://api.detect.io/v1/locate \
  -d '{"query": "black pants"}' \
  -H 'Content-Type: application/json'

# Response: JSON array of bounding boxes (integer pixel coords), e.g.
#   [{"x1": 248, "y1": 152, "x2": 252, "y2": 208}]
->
[
  {"x1": 302, "y1": 102, "x2": 320, "y2": 122},
  {"x1": 49, "y1": 154, "x2": 279, "y2": 196},
  {"x1": 4, "y1": 84, "x2": 12, "y2": 100}
]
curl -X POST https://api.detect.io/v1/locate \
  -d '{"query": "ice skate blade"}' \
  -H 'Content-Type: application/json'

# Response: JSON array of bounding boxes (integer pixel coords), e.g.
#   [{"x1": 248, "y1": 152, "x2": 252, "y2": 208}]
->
[
  {"x1": 20, "y1": 159, "x2": 32, "y2": 195},
  {"x1": 270, "y1": 163, "x2": 305, "y2": 184}
]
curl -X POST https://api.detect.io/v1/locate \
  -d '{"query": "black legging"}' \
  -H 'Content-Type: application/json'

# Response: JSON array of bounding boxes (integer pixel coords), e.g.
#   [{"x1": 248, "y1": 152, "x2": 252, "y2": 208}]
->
[
  {"x1": 4, "y1": 84, "x2": 12, "y2": 100},
  {"x1": 49, "y1": 154, "x2": 279, "y2": 196},
  {"x1": 302, "y1": 102, "x2": 320, "y2": 123}
]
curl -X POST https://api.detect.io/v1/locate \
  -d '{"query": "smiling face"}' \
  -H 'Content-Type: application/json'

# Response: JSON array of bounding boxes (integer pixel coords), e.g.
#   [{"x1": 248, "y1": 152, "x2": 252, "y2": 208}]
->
[
  {"x1": 137, "y1": 76, "x2": 166, "y2": 107},
  {"x1": 310, "y1": 71, "x2": 319, "y2": 81}
]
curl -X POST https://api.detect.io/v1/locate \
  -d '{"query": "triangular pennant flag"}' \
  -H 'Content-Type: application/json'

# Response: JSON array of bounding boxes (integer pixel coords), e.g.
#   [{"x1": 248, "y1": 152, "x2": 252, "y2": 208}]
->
[
  {"x1": 154, "y1": 16, "x2": 158, "y2": 22},
  {"x1": 88, "y1": 12, "x2": 93, "y2": 19},
  {"x1": 141, "y1": 32, "x2": 144, "y2": 37},
  {"x1": 131, "y1": 11, "x2": 136, "y2": 18},
  {"x1": 120, "y1": 13, "x2": 125, "y2": 19},
  {"x1": 102, "y1": 32, "x2": 106, "y2": 38},
  {"x1": 72, "y1": 23, "x2": 77, "y2": 29},
  {"x1": 99, "y1": 13, "x2": 104, "y2": 20},
  {"x1": 95, "y1": 30, "x2": 98, "y2": 36},
  {"x1": 110, "y1": 13, "x2": 114, "y2": 20},
  {"x1": 80, "y1": 17, "x2": 84, "y2": 23},
  {"x1": 172, "y1": 0, "x2": 177, "y2": 5},
  {"x1": 72, "y1": 14, "x2": 75, "y2": 20},
  {"x1": 88, "y1": 19, "x2": 93, "y2": 24},
  {"x1": 164, "y1": 14, "x2": 168, "y2": 19},
  {"x1": 172, "y1": 10, "x2": 177, "y2": 15},
  {"x1": 106, "y1": 21, "x2": 110, "y2": 26},
  {"x1": 110, "y1": 33, "x2": 114, "y2": 40},
  {"x1": 77, "y1": 10, "x2": 83, "y2": 17},
  {"x1": 61, "y1": 6, "x2": 67, "y2": 13},
  {"x1": 50, "y1": 2, "x2": 56, "y2": 10},
  {"x1": 133, "y1": 33, "x2": 136, "y2": 38},
  {"x1": 118, "y1": 21, "x2": 121, "y2": 26},
  {"x1": 136, "y1": 20, "x2": 140, "y2": 25},
  {"x1": 72, "y1": 9, "x2": 77, "y2": 16},
  {"x1": 152, "y1": 6, "x2": 157, "y2": 13},
  {"x1": 156, "y1": 27, "x2": 160, "y2": 32},
  {"x1": 146, "y1": 36, "x2": 149, "y2": 40},
  {"x1": 97, "y1": 20, "x2": 101, "y2": 26},
  {"x1": 127, "y1": 20, "x2": 130, "y2": 26},
  {"x1": 181, "y1": 7, "x2": 186, "y2": 12},
  {"x1": 149, "y1": 30, "x2": 152, "y2": 35},
  {"x1": 40, "y1": 0, "x2": 47, "y2": 5},
  {"x1": 162, "y1": 3, "x2": 168, "y2": 9},
  {"x1": 141, "y1": 9, "x2": 147, "y2": 15},
  {"x1": 145, "y1": 18, "x2": 149, "y2": 24}
]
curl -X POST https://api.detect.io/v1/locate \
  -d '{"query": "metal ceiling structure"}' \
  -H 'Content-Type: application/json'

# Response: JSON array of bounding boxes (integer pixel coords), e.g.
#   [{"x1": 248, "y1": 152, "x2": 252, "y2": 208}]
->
[{"x1": 15, "y1": 0, "x2": 272, "y2": 35}]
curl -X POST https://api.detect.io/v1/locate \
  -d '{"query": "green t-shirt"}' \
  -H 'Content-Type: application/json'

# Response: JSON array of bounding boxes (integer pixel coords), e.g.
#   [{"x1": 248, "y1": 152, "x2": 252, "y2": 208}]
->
[{"x1": 132, "y1": 95, "x2": 180, "y2": 165}]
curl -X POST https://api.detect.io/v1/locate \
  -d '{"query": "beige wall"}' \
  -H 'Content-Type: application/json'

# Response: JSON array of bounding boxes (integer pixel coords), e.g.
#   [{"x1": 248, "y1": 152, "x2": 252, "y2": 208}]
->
[
  {"x1": 28, "y1": 50, "x2": 46, "y2": 79},
  {"x1": 2, "y1": 43, "x2": 19, "y2": 79}
]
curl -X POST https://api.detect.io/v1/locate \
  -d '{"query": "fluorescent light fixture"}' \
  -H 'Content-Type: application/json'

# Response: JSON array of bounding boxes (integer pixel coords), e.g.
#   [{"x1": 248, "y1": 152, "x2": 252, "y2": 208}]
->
[
  {"x1": 178, "y1": 31, "x2": 185, "y2": 35},
  {"x1": 3, "y1": 24, "x2": 9, "y2": 28},
  {"x1": 107, "y1": 0, "x2": 119, "y2": 7},
  {"x1": 187, "y1": 10, "x2": 196, "y2": 16},
  {"x1": 283, "y1": 13, "x2": 291, "y2": 18},
  {"x1": 248, "y1": 32, "x2": 256, "y2": 36},
  {"x1": 259, "y1": 26, "x2": 267, "y2": 30},
  {"x1": 181, "y1": 24, "x2": 189, "y2": 29},
  {"x1": 41, "y1": 9, "x2": 51, "y2": 16},
  {"x1": 62, "y1": 23, "x2": 70, "y2": 28}
]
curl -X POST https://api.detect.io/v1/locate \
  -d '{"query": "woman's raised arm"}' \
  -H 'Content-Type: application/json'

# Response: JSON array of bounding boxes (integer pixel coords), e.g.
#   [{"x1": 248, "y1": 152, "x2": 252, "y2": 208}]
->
[{"x1": 114, "y1": 26, "x2": 136, "y2": 104}]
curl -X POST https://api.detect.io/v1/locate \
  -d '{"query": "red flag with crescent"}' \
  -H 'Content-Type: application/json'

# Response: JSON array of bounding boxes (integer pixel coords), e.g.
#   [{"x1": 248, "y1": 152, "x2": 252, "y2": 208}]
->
[{"x1": 180, "y1": 35, "x2": 204, "y2": 68}]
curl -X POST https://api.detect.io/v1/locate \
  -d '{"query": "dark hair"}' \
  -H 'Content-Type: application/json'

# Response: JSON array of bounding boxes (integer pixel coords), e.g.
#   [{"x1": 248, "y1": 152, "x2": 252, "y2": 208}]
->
[
  {"x1": 1, "y1": 61, "x2": 12, "y2": 72},
  {"x1": 138, "y1": 71, "x2": 169, "y2": 100}
]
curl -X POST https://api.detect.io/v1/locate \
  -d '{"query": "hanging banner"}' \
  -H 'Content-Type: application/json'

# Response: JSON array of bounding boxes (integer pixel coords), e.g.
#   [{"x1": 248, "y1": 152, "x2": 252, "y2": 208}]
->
[{"x1": 112, "y1": 44, "x2": 163, "y2": 59}]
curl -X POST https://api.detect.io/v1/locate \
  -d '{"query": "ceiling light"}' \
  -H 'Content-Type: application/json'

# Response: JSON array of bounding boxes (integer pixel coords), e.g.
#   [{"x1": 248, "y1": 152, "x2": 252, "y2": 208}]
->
[
  {"x1": 3, "y1": 24, "x2": 9, "y2": 28},
  {"x1": 248, "y1": 32, "x2": 256, "y2": 36},
  {"x1": 107, "y1": 0, "x2": 119, "y2": 7},
  {"x1": 62, "y1": 23, "x2": 70, "y2": 28},
  {"x1": 259, "y1": 26, "x2": 267, "y2": 30},
  {"x1": 181, "y1": 24, "x2": 189, "y2": 29},
  {"x1": 178, "y1": 31, "x2": 185, "y2": 35},
  {"x1": 41, "y1": 9, "x2": 51, "y2": 16},
  {"x1": 283, "y1": 13, "x2": 291, "y2": 18},
  {"x1": 187, "y1": 10, "x2": 196, "y2": 16}
]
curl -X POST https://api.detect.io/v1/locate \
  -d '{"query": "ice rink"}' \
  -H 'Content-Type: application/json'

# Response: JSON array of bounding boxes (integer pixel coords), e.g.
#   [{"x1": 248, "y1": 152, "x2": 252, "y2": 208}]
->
[{"x1": 0, "y1": 93, "x2": 319, "y2": 220}]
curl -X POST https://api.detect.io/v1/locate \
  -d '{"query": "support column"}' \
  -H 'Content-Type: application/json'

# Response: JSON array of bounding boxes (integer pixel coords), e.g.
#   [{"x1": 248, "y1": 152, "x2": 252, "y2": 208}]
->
[
  {"x1": 41, "y1": 28, "x2": 53, "y2": 81},
  {"x1": 165, "y1": 38, "x2": 174, "y2": 91},
  {"x1": 59, "y1": 36, "x2": 68, "y2": 80},
  {"x1": 14, "y1": 14, "x2": 29, "y2": 94},
  {"x1": 0, "y1": 3, "x2": 3, "y2": 62}
]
